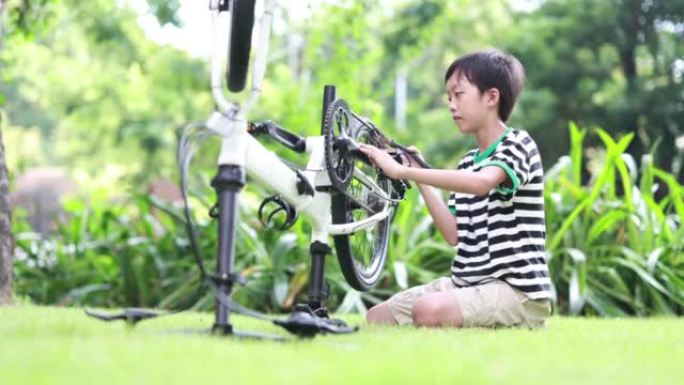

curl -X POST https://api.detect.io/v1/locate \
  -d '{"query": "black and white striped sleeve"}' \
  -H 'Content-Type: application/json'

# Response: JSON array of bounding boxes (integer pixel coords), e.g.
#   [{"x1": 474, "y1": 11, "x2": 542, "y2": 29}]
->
[{"x1": 479, "y1": 132, "x2": 535, "y2": 198}]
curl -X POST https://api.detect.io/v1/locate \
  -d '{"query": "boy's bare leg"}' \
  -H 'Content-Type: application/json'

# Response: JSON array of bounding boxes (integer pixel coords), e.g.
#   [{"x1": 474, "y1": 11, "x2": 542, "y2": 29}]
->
[
  {"x1": 366, "y1": 302, "x2": 398, "y2": 324},
  {"x1": 411, "y1": 292, "x2": 464, "y2": 327}
]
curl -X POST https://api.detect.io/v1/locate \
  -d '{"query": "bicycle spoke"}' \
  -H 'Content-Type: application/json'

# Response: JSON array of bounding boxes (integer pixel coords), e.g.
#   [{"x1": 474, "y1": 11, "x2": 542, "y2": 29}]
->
[
  {"x1": 344, "y1": 190, "x2": 374, "y2": 213},
  {"x1": 346, "y1": 157, "x2": 390, "y2": 269},
  {"x1": 347, "y1": 174, "x2": 379, "y2": 215},
  {"x1": 325, "y1": 98, "x2": 395, "y2": 290},
  {"x1": 352, "y1": 167, "x2": 390, "y2": 201}
]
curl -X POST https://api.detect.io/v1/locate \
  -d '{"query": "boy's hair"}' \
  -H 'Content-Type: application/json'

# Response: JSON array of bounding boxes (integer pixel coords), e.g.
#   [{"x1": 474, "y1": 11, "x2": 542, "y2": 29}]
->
[{"x1": 444, "y1": 49, "x2": 525, "y2": 122}]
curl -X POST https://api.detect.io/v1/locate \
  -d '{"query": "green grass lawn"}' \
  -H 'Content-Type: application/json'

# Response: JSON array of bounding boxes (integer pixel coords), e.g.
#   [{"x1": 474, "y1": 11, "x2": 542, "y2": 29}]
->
[{"x1": 1, "y1": 306, "x2": 682, "y2": 385}]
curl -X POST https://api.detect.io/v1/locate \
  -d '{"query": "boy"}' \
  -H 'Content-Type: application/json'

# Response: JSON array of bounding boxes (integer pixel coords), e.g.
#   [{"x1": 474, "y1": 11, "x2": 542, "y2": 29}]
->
[{"x1": 358, "y1": 49, "x2": 552, "y2": 328}]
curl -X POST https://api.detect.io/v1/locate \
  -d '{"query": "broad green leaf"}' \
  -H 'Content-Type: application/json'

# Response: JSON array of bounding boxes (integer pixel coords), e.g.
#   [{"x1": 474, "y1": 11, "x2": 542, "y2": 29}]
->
[
  {"x1": 646, "y1": 247, "x2": 665, "y2": 274},
  {"x1": 569, "y1": 267, "x2": 585, "y2": 315},
  {"x1": 613, "y1": 258, "x2": 672, "y2": 298},
  {"x1": 568, "y1": 121, "x2": 587, "y2": 186},
  {"x1": 653, "y1": 168, "x2": 684, "y2": 221},
  {"x1": 585, "y1": 288, "x2": 628, "y2": 317},
  {"x1": 549, "y1": 199, "x2": 590, "y2": 250},
  {"x1": 587, "y1": 210, "x2": 629, "y2": 245},
  {"x1": 393, "y1": 260, "x2": 409, "y2": 289},
  {"x1": 644, "y1": 285, "x2": 675, "y2": 316}
]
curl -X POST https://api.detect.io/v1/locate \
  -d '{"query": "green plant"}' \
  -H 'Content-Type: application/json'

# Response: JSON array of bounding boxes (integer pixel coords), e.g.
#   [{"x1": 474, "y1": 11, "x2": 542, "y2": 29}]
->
[
  {"x1": 13, "y1": 124, "x2": 684, "y2": 317},
  {"x1": 545, "y1": 123, "x2": 684, "y2": 316}
]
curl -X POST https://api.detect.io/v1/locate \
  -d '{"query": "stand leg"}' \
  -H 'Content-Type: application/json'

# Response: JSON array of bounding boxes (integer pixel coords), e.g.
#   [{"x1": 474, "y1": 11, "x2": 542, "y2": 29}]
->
[
  {"x1": 240, "y1": 84, "x2": 358, "y2": 337},
  {"x1": 211, "y1": 165, "x2": 246, "y2": 334},
  {"x1": 307, "y1": 241, "x2": 332, "y2": 314},
  {"x1": 280, "y1": 239, "x2": 355, "y2": 336}
]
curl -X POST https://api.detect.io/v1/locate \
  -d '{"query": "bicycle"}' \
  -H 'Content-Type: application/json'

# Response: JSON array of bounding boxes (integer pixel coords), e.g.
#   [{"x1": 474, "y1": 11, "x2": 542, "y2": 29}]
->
[{"x1": 88, "y1": 0, "x2": 425, "y2": 339}]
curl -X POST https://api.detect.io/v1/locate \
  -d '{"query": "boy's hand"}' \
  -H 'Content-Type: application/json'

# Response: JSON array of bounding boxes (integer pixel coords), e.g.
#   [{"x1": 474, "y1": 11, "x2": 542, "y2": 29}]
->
[
  {"x1": 403, "y1": 146, "x2": 426, "y2": 169},
  {"x1": 357, "y1": 143, "x2": 406, "y2": 179}
]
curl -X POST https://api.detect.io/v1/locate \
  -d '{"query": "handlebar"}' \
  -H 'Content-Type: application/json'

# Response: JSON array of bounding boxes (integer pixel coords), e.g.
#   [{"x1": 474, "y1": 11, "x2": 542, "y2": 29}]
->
[
  {"x1": 248, "y1": 121, "x2": 307, "y2": 153},
  {"x1": 247, "y1": 120, "x2": 432, "y2": 171}
]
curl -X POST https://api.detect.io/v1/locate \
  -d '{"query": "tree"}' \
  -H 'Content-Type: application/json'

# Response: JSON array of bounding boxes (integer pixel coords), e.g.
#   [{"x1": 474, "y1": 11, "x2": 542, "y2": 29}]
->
[
  {"x1": 0, "y1": 0, "x2": 13, "y2": 305},
  {"x1": 502, "y1": 0, "x2": 684, "y2": 175},
  {"x1": 0, "y1": 0, "x2": 187, "y2": 305},
  {"x1": 0, "y1": 120, "x2": 12, "y2": 305}
]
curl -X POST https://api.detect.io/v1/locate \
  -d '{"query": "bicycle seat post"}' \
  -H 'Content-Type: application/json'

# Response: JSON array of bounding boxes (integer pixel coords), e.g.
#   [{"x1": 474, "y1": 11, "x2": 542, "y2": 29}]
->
[
  {"x1": 207, "y1": 0, "x2": 254, "y2": 335},
  {"x1": 211, "y1": 164, "x2": 246, "y2": 334}
]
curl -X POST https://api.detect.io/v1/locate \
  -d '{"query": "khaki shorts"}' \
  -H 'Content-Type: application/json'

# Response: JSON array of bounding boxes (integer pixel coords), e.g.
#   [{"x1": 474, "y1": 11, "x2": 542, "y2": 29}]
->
[{"x1": 386, "y1": 277, "x2": 551, "y2": 328}]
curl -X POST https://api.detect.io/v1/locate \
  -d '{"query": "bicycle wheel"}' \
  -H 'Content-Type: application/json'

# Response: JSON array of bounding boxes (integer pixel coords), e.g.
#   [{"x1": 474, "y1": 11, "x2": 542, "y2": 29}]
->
[
  {"x1": 324, "y1": 99, "x2": 394, "y2": 291},
  {"x1": 227, "y1": 0, "x2": 256, "y2": 92}
]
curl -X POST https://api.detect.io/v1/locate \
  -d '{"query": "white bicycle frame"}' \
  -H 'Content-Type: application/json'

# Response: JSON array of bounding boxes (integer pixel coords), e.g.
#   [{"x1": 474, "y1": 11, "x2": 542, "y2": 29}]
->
[{"x1": 205, "y1": 0, "x2": 393, "y2": 244}]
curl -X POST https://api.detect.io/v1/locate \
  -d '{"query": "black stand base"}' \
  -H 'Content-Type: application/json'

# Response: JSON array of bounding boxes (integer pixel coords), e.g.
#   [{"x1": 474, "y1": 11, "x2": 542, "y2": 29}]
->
[
  {"x1": 211, "y1": 323, "x2": 234, "y2": 335},
  {"x1": 210, "y1": 323, "x2": 287, "y2": 341},
  {"x1": 275, "y1": 304, "x2": 358, "y2": 338}
]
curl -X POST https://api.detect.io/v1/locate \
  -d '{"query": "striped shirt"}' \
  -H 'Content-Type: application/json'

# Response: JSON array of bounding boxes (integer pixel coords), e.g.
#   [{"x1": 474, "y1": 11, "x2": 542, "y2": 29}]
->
[{"x1": 446, "y1": 128, "x2": 553, "y2": 300}]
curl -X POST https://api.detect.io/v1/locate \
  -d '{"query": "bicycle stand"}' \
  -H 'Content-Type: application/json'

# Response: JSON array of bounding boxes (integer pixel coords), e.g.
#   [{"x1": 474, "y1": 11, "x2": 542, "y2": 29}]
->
[{"x1": 208, "y1": 85, "x2": 356, "y2": 338}]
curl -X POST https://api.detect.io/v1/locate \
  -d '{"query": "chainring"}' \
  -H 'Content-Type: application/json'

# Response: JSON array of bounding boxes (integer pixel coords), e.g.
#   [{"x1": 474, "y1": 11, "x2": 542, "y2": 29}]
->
[{"x1": 323, "y1": 99, "x2": 358, "y2": 192}]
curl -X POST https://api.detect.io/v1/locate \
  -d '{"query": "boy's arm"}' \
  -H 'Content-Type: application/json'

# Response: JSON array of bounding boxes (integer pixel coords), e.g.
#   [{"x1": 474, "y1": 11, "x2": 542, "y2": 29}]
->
[
  {"x1": 401, "y1": 167, "x2": 508, "y2": 196},
  {"x1": 358, "y1": 143, "x2": 508, "y2": 195},
  {"x1": 416, "y1": 183, "x2": 459, "y2": 246}
]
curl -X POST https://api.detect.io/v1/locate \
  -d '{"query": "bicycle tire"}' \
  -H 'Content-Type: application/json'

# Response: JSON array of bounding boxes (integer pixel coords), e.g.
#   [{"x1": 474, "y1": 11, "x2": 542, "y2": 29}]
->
[
  {"x1": 324, "y1": 100, "x2": 394, "y2": 291},
  {"x1": 227, "y1": 0, "x2": 256, "y2": 92}
]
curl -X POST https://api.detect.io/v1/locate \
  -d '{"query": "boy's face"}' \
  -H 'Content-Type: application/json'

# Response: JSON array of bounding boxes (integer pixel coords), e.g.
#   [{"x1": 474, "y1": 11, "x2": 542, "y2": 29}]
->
[{"x1": 445, "y1": 73, "x2": 497, "y2": 134}]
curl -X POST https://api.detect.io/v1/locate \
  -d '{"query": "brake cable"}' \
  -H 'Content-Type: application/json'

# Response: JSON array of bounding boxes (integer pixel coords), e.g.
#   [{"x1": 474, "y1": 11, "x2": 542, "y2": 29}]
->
[{"x1": 348, "y1": 110, "x2": 433, "y2": 169}]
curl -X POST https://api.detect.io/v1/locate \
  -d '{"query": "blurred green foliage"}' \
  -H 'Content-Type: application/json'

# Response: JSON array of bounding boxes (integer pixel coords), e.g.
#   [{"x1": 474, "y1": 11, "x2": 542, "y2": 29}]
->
[
  {"x1": 3, "y1": 0, "x2": 682, "y2": 184},
  {"x1": 2, "y1": 0, "x2": 683, "y2": 316},
  {"x1": 11, "y1": 125, "x2": 684, "y2": 316}
]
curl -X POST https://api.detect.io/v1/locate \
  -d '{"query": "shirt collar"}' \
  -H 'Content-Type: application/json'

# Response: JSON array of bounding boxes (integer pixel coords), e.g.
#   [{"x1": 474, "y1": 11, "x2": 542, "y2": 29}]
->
[{"x1": 473, "y1": 127, "x2": 513, "y2": 164}]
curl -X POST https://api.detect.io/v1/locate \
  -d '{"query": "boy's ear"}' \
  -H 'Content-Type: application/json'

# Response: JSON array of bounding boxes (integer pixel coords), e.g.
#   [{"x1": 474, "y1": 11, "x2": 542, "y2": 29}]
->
[{"x1": 484, "y1": 88, "x2": 500, "y2": 107}]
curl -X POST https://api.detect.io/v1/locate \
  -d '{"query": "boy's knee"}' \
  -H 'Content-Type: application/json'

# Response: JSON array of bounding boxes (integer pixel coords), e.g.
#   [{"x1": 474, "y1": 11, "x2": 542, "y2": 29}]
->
[
  {"x1": 366, "y1": 304, "x2": 381, "y2": 323},
  {"x1": 411, "y1": 296, "x2": 463, "y2": 327},
  {"x1": 411, "y1": 299, "x2": 441, "y2": 326},
  {"x1": 367, "y1": 302, "x2": 396, "y2": 324}
]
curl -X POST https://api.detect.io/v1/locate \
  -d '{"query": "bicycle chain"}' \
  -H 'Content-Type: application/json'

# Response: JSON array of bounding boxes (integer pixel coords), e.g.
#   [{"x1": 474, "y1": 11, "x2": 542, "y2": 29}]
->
[{"x1": 322, "y1": 98, "x2": 408, "y2": 207}]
